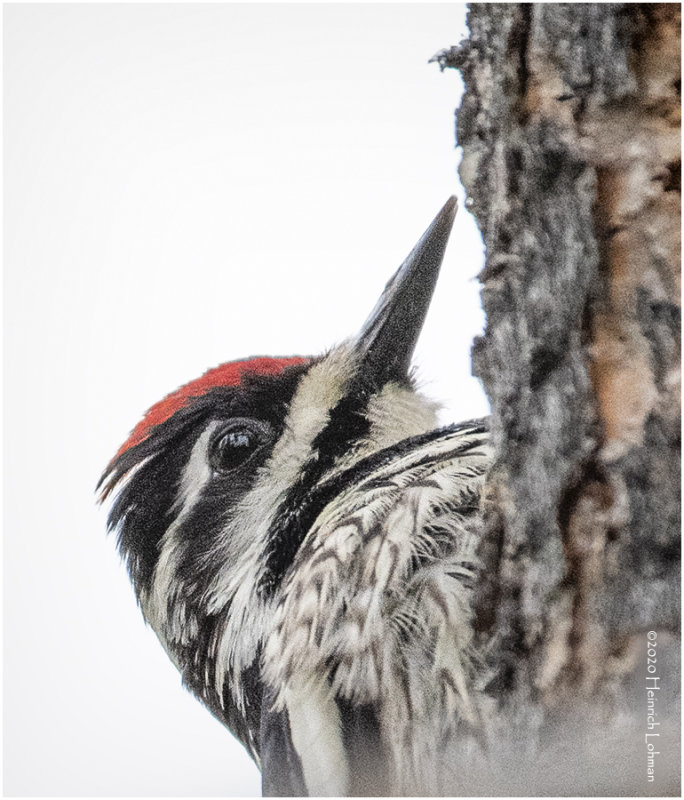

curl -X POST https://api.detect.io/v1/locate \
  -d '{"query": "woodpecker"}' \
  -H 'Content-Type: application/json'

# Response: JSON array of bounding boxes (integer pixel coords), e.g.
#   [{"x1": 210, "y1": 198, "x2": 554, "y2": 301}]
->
[{"x1": 98, "y1": 197, "x2": 491, "y2": 796}]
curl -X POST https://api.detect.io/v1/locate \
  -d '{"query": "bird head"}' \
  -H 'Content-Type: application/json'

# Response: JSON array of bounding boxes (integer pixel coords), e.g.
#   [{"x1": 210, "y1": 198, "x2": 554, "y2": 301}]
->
[{"x1": 98, "y1": 196, "x2": 458, "y2": 759}]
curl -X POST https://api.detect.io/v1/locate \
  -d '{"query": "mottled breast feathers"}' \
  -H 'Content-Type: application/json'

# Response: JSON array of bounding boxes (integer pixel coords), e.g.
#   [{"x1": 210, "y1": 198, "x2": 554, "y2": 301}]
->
[{"x1": 262, "y1": 421, "x2": 490, "y2": 795}]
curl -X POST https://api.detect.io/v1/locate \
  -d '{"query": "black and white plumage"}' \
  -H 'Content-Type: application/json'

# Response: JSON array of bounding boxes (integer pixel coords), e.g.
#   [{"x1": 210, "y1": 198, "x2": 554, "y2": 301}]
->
[{"x1": 99, "y1": 197, "x2": 491, "y2": 796}]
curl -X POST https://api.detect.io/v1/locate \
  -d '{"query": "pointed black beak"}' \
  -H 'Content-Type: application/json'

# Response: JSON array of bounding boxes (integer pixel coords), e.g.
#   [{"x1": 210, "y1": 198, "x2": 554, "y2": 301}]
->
[{"x1": 353, "y1": 196, "x2": 457, "y2": 386}]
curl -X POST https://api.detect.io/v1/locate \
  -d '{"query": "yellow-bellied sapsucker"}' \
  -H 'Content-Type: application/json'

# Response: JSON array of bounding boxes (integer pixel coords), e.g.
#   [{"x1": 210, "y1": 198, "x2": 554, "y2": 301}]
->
[{"x1": 98, "y1": 197, "x2": 490, "y2": 796}]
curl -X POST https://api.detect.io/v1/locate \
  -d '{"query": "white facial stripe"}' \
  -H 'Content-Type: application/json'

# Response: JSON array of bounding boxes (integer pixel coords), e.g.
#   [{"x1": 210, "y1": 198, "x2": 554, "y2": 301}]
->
[
  {"x1": 173, "y1": 421, "x2": 221, "y2": 511},
  {"x1": 100, "y1": 452, "x2": 155, "y2": 501},
  {"x1": 266, "y1": 344, "x2": 357, "y2": 488},
  {"x1": 144, "y1": 421, "x2": 221, "y2": 640}
]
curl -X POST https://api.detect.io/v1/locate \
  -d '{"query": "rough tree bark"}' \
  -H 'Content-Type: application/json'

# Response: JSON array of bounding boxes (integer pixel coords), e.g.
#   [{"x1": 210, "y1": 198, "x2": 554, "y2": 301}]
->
[{"x1": 435, "y1": 3, "x2": 680, "y2": 795}]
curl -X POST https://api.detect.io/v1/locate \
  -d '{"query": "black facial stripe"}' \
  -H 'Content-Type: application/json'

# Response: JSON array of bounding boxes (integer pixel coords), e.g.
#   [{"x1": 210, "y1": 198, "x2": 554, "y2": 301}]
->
[
  {"x1": 259, "y1": 420, "x2": 489, "y2": 598},
  {"x1": 259, "y1": 375, "x2": 375, "y2": 598}
]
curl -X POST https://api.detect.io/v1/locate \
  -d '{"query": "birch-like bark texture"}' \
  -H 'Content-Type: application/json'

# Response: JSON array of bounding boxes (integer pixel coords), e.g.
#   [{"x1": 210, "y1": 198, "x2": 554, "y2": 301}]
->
[{"x1": 435, "y1": 4, "x2": 680, "y2": 794}]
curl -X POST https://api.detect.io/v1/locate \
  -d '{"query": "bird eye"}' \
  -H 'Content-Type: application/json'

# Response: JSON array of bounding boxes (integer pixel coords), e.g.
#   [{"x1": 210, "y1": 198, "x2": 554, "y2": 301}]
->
[{"x1": 208, "y1": 419, "x2": 273, "y2": 473}]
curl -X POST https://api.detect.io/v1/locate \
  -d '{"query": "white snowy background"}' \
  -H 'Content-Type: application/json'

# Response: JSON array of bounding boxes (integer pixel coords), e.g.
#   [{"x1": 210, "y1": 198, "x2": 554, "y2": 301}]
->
[{"x1": 4, "y1": 3, "x2": 488, "y2": 795}]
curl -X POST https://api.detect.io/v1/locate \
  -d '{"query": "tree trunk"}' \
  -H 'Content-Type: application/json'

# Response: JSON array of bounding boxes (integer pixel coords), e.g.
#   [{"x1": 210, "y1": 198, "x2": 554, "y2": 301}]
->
[{"x1": 435, "y1": 3, "x2": 680, "y2": 794}]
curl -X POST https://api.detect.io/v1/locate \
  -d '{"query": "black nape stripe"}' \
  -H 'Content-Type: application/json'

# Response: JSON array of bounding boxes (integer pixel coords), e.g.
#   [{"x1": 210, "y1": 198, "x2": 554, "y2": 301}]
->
[{"x1": 259, "y1": 419, "x2": 488, "y2": 598}]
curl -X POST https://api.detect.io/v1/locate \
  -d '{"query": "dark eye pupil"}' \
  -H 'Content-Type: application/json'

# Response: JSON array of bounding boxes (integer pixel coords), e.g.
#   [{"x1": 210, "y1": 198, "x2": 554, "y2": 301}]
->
[
  {"x1": 213, "y1": 431, "x2": 255, "y2": 471},
  {"x1": 209, "y1": 420, "x2": 271, "y2": 473}
]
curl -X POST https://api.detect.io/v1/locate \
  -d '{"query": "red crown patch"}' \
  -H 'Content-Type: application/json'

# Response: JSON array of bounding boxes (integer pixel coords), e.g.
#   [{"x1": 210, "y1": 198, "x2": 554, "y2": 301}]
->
[{"x1": 115, "y1": 357, "x2": 308, "y2": 459}]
